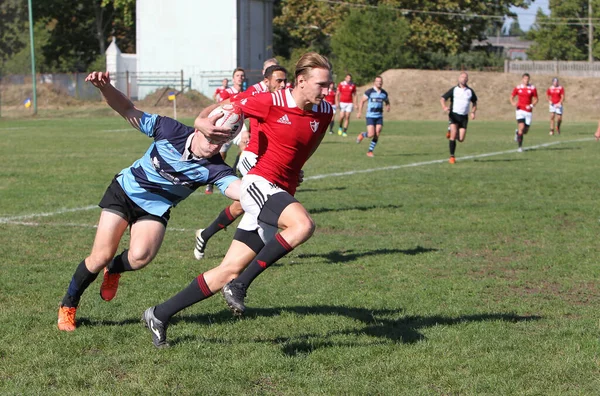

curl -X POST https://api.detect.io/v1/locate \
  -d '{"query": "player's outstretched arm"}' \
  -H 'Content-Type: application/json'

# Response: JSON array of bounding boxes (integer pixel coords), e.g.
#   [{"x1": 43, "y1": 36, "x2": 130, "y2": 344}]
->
[
  {"x1": 85, "y1": 71, "x2": 144, "y2": 130},
  {"x1": 595, "y1": 121, "x2": 600, "y2": 141}
]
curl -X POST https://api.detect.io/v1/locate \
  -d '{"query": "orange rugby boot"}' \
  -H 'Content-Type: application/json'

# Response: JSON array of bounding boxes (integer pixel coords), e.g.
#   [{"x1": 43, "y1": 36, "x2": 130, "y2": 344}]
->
[{"x1": 57, "y1": 305, "x2": 77, "y2": 331}]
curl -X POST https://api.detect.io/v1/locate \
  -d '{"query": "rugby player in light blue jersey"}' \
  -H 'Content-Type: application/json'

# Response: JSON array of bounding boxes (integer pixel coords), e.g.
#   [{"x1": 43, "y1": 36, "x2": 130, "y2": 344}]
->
[
  {"x1": 356, "y1": 75, "x2": 390, "y2": 157},
  {"x1": 57, "y1": 71, "x2": 241, "y2": 331}
]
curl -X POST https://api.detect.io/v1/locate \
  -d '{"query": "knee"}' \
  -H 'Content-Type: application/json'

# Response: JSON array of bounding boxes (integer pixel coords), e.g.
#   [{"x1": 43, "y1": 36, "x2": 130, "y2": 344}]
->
[
  {"x1": 86, "y1": 252, "x2": 113, "y2": 271},
  {"x1": 292, "y1": 215, "x2": 316, "y2": 240},
  {"x1": 127, "y1": 248, "x2": 154, "y2": 269},
  {"x1": 230, "y1": 202, "x2": 244, "y2": 217}
]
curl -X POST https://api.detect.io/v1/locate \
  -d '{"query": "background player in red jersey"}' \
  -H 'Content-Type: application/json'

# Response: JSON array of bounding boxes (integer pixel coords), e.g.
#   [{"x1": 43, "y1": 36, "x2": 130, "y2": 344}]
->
[
  {"x1": 335, "y1": 73, "x2": 356, "y2": 136},
  {"x1": 205, "y1": 68, "x2": 247, "y2": 194},
  {"x1": 324, "y1": 81, "x2": 337, "y2": 133},
  {"x1": 213, "y1": 78, "x2": 229, "y2": 102},
  {"x1": 510, "y1": 73, "x2": 538, "y2": 152},
  {"x1": 193, "y1": 65, "x2": 288, "y2": 260},
  {"x1": 546, "y1": 77, "x2": 565, "y2": 136},
  {"x1": 141, "y1": 52, "x2": 333, "y2": 347}
]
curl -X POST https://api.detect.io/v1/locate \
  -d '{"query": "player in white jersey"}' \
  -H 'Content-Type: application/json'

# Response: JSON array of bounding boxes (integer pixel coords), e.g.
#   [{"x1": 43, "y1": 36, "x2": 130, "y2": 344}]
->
[{"x1": 440, "y1": 72, "x2": 478, "y2": 164}]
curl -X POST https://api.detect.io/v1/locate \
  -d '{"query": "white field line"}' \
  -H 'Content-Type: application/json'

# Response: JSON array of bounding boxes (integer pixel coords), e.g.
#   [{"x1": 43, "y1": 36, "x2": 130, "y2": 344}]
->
[
  {"x1": 305, "y1": 137, "x2": 595, "y2": 181},
  {"x1": 0, "y1": 127, "x2": 28, "y2": 131},
  {"x1": 1, "y1": 137, "x2": 594, "y2": 228}
]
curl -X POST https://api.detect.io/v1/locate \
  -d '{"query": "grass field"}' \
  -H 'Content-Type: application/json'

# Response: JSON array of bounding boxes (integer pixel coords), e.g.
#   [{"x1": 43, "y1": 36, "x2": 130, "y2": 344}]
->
[{"x1": 1, "y1": 115, "x2": 599, "y2": 395}]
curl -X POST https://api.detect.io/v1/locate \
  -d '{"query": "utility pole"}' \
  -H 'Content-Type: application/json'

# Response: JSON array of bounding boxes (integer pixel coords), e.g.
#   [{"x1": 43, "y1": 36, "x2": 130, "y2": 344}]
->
[
  {"x1": 589, "y1": 0, "x2": 594, "y2": 62},
  {"x1": 27, "y1": 0, "x2": 37, "y2": 114}
]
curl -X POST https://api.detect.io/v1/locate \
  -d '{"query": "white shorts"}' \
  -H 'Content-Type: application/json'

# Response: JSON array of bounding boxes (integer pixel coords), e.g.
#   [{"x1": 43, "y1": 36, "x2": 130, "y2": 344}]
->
[
  {"x1": 549, "y1": 104, "x2": 563, "y2": 115},
  {"x1": 237, "y1": 150, "x2": 258, "y2": 177},
  {"x1": 339, "y1": 102, "x2": 353, "y2": 113},
  {"x1": 331, "y1": 104, "x2": 337, "y2": 115},
  {"x1": 516, "y1": 109, "x2": 533, "y2": 126},
  {"x1": 219, "y1": 123, "x2": 247, "y2": 153},
  {"x1": 238, "y1": 174, "x2": 287, "y2": 243}
]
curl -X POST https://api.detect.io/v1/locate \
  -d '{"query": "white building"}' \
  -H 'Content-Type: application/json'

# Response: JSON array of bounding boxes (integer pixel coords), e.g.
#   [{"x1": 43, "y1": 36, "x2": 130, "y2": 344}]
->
[{"x1": 122, "y1": 0, "x2": 273, "y2": 99}]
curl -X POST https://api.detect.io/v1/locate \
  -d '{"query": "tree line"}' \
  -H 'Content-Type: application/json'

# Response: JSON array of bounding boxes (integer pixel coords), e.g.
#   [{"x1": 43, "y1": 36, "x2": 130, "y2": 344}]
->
[{"x1": 1, "y1": 0, "x2": 592, "y2": 85}]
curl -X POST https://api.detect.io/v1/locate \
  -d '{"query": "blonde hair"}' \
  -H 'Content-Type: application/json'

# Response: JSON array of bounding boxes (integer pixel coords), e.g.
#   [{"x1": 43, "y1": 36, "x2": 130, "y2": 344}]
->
[{"x1": 295, "y1": 52, "x2": 332, "y2": 82}]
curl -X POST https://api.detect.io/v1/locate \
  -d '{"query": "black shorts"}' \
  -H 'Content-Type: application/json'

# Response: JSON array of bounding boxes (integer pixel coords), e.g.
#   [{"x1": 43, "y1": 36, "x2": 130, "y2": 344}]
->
[
  {"x1": 98, "y1": 176, "x2": 170, "y2": 227},
  {"x1": 449, "y1": 112, "x2": 468, "y2": 129}
]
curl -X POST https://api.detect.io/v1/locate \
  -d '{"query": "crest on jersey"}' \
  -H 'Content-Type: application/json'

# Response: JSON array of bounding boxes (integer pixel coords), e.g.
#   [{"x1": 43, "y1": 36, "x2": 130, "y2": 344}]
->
[{"x1": 310, "y1": 120, "x2": 319, "y2": 133}]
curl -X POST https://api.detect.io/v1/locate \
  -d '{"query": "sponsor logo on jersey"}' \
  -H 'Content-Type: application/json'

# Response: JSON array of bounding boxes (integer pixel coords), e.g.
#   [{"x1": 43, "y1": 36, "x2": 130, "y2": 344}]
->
[{"x1": 277, "y1": 114, "x2": 292, "y2": 125}]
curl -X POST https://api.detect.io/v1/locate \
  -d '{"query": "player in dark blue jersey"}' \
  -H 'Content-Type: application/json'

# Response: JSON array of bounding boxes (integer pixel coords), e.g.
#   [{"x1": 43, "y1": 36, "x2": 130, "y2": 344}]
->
[
  {"x1": 356, "y1": 76, "x2": 390, "y2": 157},
  {"x1": 57, "y1": 71, "x2": 241, "y2": 332}
]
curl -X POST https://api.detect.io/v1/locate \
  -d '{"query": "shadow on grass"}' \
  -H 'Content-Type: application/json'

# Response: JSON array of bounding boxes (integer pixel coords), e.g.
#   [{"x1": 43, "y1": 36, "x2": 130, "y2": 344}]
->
[
  {"x1": 473, "y1": 158, "x2": 527, "y2": 163},
  {"x1": 172, "y1": 306, "x2": 541, "y2": 354},
  {"x1": 533, "y1": 146, "x2": 581, "y2": 151},
  {"x1": 296, "y1": 186, "x2": 347, "y2": 193},
  {"x1": 293, "y1": 246, "x2": 437, "y2": 264},
  {"x1": 308, "y1": 203, "x2": 403, "y2": 215}
]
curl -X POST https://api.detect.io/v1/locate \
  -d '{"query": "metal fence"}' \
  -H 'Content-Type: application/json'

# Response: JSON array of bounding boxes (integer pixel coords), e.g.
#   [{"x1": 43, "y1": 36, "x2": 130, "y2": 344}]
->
[
  {"x1": 505, "y1": 60, "x2": 600, "y2": 77},
  {"x1": 1, "y1": 73, "x2": 102, "y2": 101}
]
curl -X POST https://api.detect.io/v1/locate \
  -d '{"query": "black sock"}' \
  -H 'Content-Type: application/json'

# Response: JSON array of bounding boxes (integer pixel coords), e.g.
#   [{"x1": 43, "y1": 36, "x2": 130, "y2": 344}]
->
[
  {"x1": 329, "y1": 121, "x2": 335, "y2": 132},
  {"x1": 153, "y1": 273, "x2": 213, "y2": 322},
  {"x1": 518, "y1": 134, "x2": 524, "y2": 147},
  {"x1": 202, "y1": 206, "x2": 236, "y2": 241},
  {"x1": 61, "y1": 260, "x2": 99, "y2": 307},
  {"x1": 235, "y1": 234, "x2": 293, "y2": 288},
  {"x1": 343, "y1": 127, "x2": 348, "y2": 133},
  {"x1": 107, "y1": 250, "x2": 133, "y2": 274},
  {"x1": 449, "y1": 140, "x2": 456, "y2": 156}
]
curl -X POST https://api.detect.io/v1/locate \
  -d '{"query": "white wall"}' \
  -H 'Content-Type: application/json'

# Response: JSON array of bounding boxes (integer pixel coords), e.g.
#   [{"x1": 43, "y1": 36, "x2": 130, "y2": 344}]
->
[
  {"x1": 136, "y1": 0, "x2": 273, "y2": 99},
  {"x1": 137, "y1": 0, "x2": 238, "y2": 99}
]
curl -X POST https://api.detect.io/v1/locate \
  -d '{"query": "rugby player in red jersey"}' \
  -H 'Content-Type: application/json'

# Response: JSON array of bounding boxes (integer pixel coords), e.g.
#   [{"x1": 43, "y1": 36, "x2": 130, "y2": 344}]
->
[
  {"x1": 510, "y1": 73, "x2": 538, "y2": 152},
  {"x1": 193, "y1": 65, "x2": 288, "y2": 260},
  {"x1": 335, "y1": 73, "x2": 356, "y2": 136},
  {"x1": 546, "y1": 77, "x2": 565, "y2": 135},
  {"x1": 213, "y1": 78, "x2": 228, "y2": 102},
  {"x1": 142, "y1": 52, "x2": 334, "y2": 347}
]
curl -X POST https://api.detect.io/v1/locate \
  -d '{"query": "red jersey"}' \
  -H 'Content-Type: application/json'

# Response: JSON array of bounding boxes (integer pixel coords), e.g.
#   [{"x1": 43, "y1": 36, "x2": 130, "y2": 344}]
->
[
  {"x1": 546, "y1": 86, "x2": 564, "y2": 105},
  {"x1": 230, "y1": 86, "x2": 270, "y2": 155},
  {"x1": 337, "y1": 81, "x2": 356, "y2": 103},
  {"x1": 324, "y1": 87, "x2": 336, "y2": 105},
  {"x1": 511, "y1": 84, "x2": 538, "y2": 111},
  {"x1": 214, "y1": 86, "x2": 227, "y2": 99},
  {"x1": 237, "y1": 88, "x2": 333, "y2": 195},
  {"x1": 219, "y1": 86, "x2": 241, "y2": 102}
]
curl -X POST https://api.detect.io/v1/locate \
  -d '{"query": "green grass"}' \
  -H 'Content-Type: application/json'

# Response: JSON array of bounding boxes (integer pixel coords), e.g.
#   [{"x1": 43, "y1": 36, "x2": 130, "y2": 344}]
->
[{"x1": 1, "y1": 115, "x2": 599, "y2": 395}]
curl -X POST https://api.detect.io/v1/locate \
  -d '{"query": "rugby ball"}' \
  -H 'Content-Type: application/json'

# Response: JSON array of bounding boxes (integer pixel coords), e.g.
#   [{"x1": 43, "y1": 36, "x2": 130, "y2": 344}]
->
[{"x1": 207, "y1": 104, "x2": 244, "y2": 143}]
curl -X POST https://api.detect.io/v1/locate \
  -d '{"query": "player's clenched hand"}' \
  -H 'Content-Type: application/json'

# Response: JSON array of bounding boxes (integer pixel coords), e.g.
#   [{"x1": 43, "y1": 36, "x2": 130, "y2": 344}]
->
[
  {"x1": 85, "y1": 71, "x2": 111, "y2": 89},
  {"x1": 194, "y1": 114, "x2": 232, "y2": 144}
]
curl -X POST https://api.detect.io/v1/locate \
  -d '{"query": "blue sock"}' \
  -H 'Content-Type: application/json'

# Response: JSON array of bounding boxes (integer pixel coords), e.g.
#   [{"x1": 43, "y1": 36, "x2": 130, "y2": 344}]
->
[{"x1": 369, "y1": 141, "x2": 377, "y2": 152}]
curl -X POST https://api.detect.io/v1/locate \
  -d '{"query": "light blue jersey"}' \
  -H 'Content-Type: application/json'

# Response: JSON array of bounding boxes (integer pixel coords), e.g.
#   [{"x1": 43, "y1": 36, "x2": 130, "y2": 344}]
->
[
  {"x1": 116, "y1": 113, "x2": 238, "y2": 216},
  {"x1": 364, "y1": 87, "x2": 390, "y2": 119}
]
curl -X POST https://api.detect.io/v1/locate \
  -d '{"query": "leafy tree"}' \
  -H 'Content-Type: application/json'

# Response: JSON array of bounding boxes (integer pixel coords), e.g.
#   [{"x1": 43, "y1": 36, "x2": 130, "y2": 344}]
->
[
  {"x1": 0, "y1": 0, "x2": 28, "y2": 73},
  {"x1": 330, "y1": 7, "x2": 412, "y2": 84},
  {"x1": 274, "y1": 0, "x2": 530, "y2": 68},
  {"x1": 506, "y1": 19, "x2": 526, "y2": 36},
  {"x1": 527, "y1": 0, "x2": 597, "y2": 60}
]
